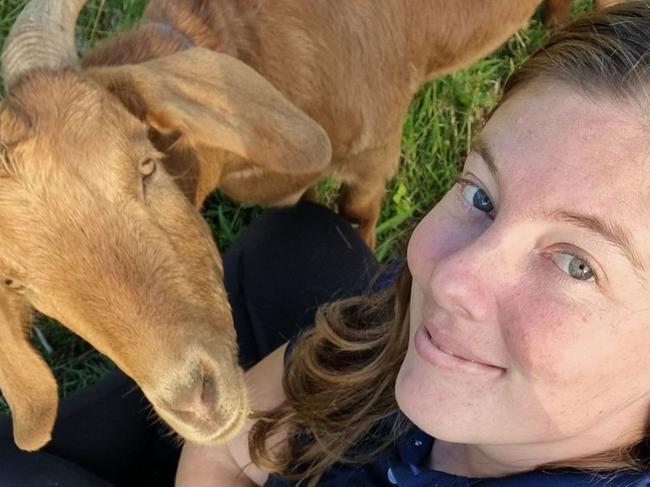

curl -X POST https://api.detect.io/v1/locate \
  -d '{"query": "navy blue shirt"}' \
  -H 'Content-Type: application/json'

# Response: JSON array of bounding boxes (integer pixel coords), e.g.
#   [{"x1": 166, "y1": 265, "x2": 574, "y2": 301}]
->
[{"x1": 264, "y1": 424, "x2": 650, "y2": 486}]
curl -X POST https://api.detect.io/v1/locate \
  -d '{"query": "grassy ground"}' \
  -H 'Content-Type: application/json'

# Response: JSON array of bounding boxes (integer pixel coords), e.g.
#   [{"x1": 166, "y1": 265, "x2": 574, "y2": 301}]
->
[{"x1": 0, "y1": 0, "x2": 592, "y2": 413}]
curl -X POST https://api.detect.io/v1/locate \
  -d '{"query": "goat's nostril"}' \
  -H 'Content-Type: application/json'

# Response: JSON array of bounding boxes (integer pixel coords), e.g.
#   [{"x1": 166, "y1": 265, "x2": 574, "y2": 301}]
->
[
  {"x1": 167, "y1": 366, "x2": 219, "y2": 417},
  {"x1": 199, "y1": 370, "x2": 217, "y2": 406}
]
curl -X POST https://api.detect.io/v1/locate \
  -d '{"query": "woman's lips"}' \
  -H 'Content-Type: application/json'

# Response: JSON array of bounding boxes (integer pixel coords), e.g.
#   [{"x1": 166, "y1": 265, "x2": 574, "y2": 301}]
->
[{"x1": 414, "y1": 324, "x2": 506, "y2": 376}]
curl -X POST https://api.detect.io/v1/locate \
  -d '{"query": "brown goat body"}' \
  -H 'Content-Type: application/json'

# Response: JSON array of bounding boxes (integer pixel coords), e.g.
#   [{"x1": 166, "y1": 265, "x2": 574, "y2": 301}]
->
[{"x1": 82, "y1": 0, "x2": 559, "y2": 248}]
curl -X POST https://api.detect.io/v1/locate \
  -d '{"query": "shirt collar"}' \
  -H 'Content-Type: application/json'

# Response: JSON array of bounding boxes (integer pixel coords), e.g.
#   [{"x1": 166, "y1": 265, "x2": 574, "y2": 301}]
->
[{"x1": 386, "y1": 425, "x2": 650, "y2": 487}]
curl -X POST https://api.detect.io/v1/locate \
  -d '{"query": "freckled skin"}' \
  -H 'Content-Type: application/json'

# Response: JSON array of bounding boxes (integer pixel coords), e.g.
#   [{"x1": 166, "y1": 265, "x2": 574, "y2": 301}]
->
[{"x1": 395, "y1": 82, "x2": 650, "y2": 477}]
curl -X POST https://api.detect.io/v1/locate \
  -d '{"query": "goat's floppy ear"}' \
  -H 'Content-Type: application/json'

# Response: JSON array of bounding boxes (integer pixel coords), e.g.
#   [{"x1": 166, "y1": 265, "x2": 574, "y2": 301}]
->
[
  {"x1": 0, "y1": 290, "x2": 58, "y2": 451},
  {"x1": 88, "y1": 47, "x2": 331, "y2": 174}
]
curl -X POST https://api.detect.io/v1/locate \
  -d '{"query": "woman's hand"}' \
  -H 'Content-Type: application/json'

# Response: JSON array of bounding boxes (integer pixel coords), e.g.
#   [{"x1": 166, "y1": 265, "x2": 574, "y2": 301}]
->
[{"x1": 175, "y1": 343, "x2": 289, "y2": 487}]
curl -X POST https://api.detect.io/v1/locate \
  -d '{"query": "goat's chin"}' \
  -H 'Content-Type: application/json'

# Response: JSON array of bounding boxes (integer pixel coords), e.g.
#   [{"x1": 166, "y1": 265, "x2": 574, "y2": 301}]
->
[
  {"x1": 192, "y1": 403, "x2": 250, "y2": 444},
  {"x1": 154, "y1": 392, "x2": 250, "y2": 444}
]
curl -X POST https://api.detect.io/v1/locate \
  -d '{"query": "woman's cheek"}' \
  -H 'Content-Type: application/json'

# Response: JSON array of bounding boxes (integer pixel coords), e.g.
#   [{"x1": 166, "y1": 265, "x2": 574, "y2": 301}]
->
[{"x1": 499, "y1": 278, "x2": 591, "y2": 383}]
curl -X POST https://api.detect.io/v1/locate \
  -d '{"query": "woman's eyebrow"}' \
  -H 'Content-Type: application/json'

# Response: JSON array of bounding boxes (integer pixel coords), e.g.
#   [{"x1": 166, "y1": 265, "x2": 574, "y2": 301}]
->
[
  {"x1": 546, "y1": 209, "x2": 645, "y2": 273},
  {"x1": 470, "y1": 137, "x2": 499, "y2": 180},
  {"x1": 469, "y1": 137, "x2": 645, "y2": 274}
]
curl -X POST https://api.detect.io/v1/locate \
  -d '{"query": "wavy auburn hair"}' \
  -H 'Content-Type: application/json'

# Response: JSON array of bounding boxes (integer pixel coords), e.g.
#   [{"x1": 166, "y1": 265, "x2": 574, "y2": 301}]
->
[{"x1": 249, "y1": 2, "x2": 650, "y2": 484}]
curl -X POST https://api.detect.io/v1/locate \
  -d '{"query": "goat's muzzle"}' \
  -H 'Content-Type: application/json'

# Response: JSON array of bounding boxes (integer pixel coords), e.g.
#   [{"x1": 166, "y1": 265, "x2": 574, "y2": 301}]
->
[{"x1": 149, "y1": 350, "x2": 249, "y2": 444}]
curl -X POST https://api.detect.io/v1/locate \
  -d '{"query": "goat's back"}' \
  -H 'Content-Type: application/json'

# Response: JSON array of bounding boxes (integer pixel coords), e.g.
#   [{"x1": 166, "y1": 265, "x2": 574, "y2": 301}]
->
[{"x1": 143, "y1": 0, "x2": 418, "y2": 158}]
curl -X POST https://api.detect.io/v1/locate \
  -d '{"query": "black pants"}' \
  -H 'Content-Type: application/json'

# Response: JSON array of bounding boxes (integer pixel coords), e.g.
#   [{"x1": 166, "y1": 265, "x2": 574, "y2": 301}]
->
[{"x1": 0, "y1": 203, "x2": 380, "y2": 487}]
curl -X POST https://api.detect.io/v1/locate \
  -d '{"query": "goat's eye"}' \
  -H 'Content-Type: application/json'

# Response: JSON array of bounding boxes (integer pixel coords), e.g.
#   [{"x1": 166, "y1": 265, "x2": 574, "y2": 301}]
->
[{"x1": 139, "y1": 158, "x2": 156, "y2": 177}]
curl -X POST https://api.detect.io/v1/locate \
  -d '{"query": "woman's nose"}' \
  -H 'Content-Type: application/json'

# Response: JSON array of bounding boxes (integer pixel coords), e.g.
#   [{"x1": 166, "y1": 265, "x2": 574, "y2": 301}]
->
[{"x1": 427, "y1": 236, "x2": 501, "y2": 323}]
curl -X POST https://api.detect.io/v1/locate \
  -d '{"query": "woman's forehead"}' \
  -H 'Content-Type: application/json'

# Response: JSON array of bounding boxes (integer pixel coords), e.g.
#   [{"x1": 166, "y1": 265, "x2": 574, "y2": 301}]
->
[{"x1": 478, "y1": 83, "x2": 650, "y2": 202}]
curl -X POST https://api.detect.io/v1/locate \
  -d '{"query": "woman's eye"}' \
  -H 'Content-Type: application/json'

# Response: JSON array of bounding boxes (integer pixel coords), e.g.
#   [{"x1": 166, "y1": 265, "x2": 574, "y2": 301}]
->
[
  {"x1": 551, "y1": 253, "x2": 595, "y2": 281},
  {"x1": 460, "y1": 181, "x2": 495, "y2": 218}
]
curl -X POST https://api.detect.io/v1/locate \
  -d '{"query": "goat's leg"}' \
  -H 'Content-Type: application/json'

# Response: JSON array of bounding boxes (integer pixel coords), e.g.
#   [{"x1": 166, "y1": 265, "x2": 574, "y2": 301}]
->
[
  {"x1": 543, "y1": 0, "x2": 619, "y2": 27},
  {"x1": 338, "y1": 183, "x2": 385, "y2": 250},
  {"x1": 542, "y1": 0, "x2": 572, "y2": 27},
  {"x1": 337, "y1": 142, "x2": 401, "y2": 249},
  {"x1": 300, "y1": 186, "x2": 319, "y2": 204},
  {"x1": 594, "y1": 0, "x2": 620, "y2": 9}
]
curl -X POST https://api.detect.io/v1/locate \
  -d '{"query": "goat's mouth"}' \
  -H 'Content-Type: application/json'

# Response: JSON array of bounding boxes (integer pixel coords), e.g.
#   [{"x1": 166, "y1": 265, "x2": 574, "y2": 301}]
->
[
  {"x1": 160, "y1": 392, "x2": 250, "y2": 444},
  {"x1": 149, "y1": 361, "x2": 250, "y2": 444},
  {"x1": 180, "y1": 400, "x2": 250, "y2": 444}
]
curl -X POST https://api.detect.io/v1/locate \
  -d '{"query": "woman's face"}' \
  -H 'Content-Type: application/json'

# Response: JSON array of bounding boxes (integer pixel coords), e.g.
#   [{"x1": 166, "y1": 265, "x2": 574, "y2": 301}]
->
[{"x1": 396, "y1": 82, "x2": 650, "y2": 466}]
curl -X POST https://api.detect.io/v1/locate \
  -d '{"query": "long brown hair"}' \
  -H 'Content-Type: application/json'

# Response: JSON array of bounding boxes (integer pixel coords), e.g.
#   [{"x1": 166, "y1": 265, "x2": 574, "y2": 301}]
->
[
  {"x1": 250, "y1": 2, "x2": 650, "y2": 484},
  {"x1": 249, "y1": 265, "x2": 412, "y2": 485}
]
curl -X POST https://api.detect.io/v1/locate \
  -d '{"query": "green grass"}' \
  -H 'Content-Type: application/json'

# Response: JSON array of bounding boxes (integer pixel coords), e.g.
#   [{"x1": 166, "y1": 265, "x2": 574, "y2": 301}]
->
[{"x1": 0, "y1": 0, "x2": 592, "y2": 413}]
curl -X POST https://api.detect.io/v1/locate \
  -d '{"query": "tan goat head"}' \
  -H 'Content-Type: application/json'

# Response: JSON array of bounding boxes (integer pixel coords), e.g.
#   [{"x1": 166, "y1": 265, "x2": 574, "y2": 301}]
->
[{"x1": 0, "y1": 0, "x2": 329, "y2": 451}]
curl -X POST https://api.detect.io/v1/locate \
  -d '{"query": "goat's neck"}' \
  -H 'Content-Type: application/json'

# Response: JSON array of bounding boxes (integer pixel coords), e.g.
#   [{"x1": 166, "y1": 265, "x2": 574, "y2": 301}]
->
[
  {"x1": 81, "y1": 23, "x2": 191, "y2": 68},
  {"x1": 405, "y1": 0, "x2": 542, "y2": 83}
]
